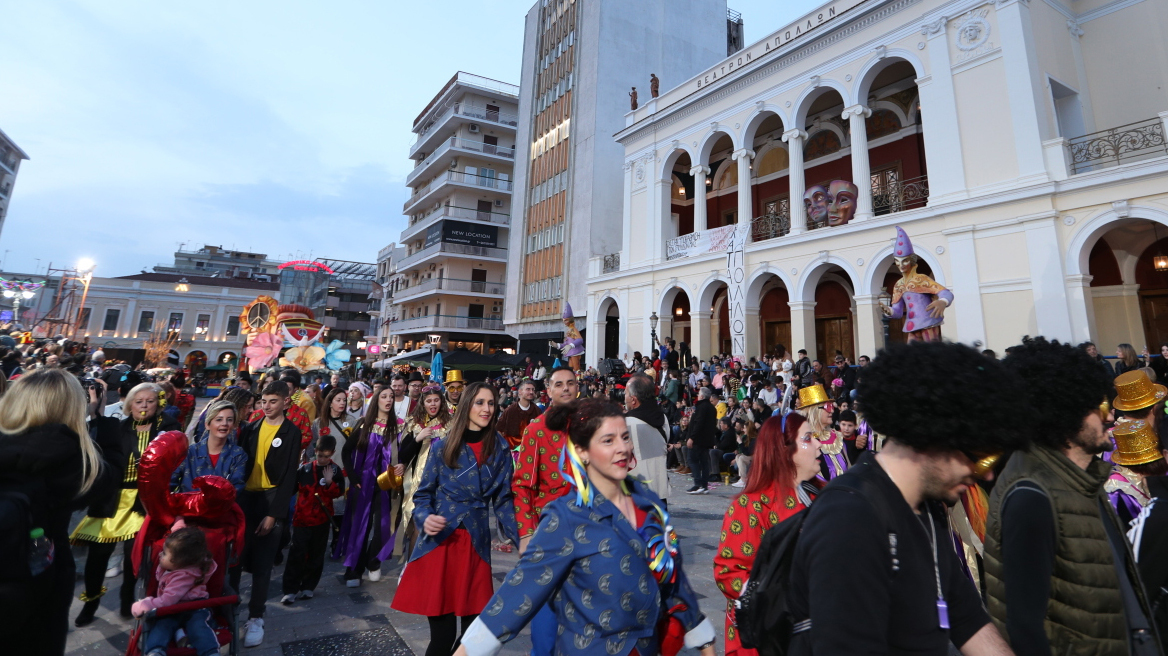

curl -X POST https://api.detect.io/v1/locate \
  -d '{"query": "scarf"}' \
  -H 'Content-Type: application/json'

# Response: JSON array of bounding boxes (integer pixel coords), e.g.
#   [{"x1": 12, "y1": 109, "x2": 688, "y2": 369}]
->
[{"x1": 627, "y1": 403, "x2": 667, "y2": 440}]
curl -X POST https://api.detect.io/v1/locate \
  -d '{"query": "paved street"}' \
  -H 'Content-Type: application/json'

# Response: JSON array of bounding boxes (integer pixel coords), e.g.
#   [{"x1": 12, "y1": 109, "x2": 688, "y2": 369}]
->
[{"x1": 65, "y1": 469, "x2": 735, "y2": 656}]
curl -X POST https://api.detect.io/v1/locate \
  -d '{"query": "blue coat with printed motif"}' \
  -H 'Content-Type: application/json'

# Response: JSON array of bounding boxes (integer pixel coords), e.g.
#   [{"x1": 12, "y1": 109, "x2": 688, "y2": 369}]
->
[
  {"x1": 477, "y1": 477, "x2": 709, "y2": 656},
  {"x1": 410, "y1": 432, "x2": 520, "y2": 566}
]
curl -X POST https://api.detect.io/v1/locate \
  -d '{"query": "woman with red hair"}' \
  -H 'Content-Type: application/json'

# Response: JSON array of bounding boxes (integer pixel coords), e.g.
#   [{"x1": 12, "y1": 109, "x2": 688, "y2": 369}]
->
[{"x1": 713, "y1": 413, "x2": 823, "y2": 656}]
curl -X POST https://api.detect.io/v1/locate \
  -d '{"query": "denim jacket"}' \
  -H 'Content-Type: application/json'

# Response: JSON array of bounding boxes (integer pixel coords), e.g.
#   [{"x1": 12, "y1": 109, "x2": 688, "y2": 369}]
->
[
  {"x1": 171, "y1": 438, "x2": 249, "y2": 494},
  {"x1": 410, "y1": 432, "x2": 520, "y2": 566},
  {"x1": 462, "y1": 477, "x2": 714, "y2": 656}
]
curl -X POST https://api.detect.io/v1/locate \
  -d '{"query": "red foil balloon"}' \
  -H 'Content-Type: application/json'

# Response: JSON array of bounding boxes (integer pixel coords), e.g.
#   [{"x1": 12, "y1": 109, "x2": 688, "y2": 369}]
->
[{"x1": 136, "y1": 430, "x2": 189, "y2": 527}]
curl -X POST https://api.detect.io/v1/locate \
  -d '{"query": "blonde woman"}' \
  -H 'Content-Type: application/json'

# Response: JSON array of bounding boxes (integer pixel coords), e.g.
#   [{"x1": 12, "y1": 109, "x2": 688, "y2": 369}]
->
[
  {"x1": 796, "y1": 383, "x2": 848, "y2": 481},
  {"x1": 0, "y1": 369, "x2": 124, "y2": 655},
  {"x1": 71, "y1": 382, "x2": 181, "y2": 625},
  {"x1": 1115, "y1": 343, "x2": 1141, "y2": 376},
  {"x1": 399, "y1": 385, "x2": 451, "y2": 554}
]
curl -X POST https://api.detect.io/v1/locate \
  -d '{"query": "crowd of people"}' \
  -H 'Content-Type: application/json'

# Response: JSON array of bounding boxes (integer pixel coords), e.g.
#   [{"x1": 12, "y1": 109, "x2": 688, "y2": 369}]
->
[{"x1": 1, "y1": 327, "x2": 1167, "y2": 655}]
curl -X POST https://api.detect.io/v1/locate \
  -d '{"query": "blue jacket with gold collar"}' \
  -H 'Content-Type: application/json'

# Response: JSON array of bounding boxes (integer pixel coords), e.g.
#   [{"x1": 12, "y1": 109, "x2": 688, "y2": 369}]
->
[
  {"x1": 462, "y1": 476, "x2": 714, "y2": 656},
  {"x1": 410, "y1": 431, "x2": 519, "y2": 566}
]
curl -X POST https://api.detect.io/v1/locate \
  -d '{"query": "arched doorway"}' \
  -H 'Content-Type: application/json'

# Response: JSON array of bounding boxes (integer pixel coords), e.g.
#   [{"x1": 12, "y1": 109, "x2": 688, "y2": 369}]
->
[
  {"x1": 815, "y1": 278, "x2": 855, "y2": 363},
  {"x1": 701, "y1": 132, "x2": 738, "y2": 229},
  {"x1": 669, "y1": 293, "x2": 691, "y2": 345},
  {"x1": 760, "y1": 286, "x2": 791, "y2": 356},
  {"x1": 1081, "y1": 221, "x2": 1164, "y2": 350},
  {"x1": 185, "y1": 350, "x2": 207, "y2": 373},
  {"x1": 218, "y1": 351, "x2": 238, "y2": 366},
  {"x1": 601, "y1": 299, "x2": 620, "y2": 360}
]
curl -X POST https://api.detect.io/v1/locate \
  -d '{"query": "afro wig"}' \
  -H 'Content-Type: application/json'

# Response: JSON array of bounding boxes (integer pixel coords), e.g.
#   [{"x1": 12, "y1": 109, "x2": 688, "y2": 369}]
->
[
  {"x1": 1001, "y1": 336, "x2": 1111, "y2": 451},
  {"x1": 856, "y1": 340, "x2": 1029, "y2": 453}
]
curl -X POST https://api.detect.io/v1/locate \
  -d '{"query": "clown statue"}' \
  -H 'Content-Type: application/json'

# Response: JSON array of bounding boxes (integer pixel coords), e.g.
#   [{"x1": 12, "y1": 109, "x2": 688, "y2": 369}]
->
[
  {"x1": 882, "y1": 226, "x2": 953, "y2": 342},
  {"x1": 550, "y1": 302, "x2": 585, "y2": 372}
]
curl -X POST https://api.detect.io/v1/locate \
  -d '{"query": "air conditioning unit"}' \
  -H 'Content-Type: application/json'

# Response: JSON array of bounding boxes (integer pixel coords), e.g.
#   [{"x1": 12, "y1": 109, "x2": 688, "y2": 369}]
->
[
  {"x1": 494, "y1": 199, "x2": 504, "y2": 207},
  {"x1": 469, "y1": 124, "x2": 481, "y2": 134}
]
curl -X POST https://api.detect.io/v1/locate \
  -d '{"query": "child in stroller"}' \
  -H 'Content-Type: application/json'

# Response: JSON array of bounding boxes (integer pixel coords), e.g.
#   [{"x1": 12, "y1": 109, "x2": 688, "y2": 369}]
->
[{"x1": 132, "y1": 525, "x2": 219, "y2": 656}]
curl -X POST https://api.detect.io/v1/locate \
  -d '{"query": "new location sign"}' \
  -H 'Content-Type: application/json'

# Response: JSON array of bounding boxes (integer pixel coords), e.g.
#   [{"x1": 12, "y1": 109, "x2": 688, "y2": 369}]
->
[{"x1": 424, "y1": 220, "x2": 499, "y2": 249}]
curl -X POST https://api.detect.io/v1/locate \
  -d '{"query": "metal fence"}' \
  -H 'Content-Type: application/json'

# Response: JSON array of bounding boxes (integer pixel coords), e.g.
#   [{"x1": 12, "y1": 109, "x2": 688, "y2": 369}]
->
[{"x1": 1068, "y1": 117, "x2": 1167, "y2": 174}]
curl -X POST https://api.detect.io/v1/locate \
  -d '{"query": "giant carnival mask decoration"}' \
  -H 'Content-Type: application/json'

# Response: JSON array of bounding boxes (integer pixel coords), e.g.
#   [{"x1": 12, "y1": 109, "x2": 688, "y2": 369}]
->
[
  {"x1": 238, "y1": 295, "x2": 351, "y2": 373},
  {"x1": 826, "y1": 180, "x2": 858, "y2": 226},
  {"x1": 804, "y1": 185, "x2": 829, "y2": 227}
]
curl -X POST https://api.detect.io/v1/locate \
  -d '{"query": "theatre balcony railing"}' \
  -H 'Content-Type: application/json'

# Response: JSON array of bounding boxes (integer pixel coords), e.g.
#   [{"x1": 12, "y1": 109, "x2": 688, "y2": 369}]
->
[
  {"x1": 873, "y1": 174, "x2": 930, "y2": 215},
  {"x1": 751, "y1": 201, "x2": 791, "y2": 243},
  {"x1": 1067, "y1": 117, "x2": 1168, "y2": 174},
  {"x1": 602, "y1": 253, "x2": 620, "y2": 273}
]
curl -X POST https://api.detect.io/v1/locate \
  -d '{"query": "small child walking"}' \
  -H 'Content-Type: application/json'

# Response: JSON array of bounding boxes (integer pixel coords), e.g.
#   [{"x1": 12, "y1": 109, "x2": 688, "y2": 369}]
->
[
  {"x1": 131, "y1": 526, "x2": 219, "y2": 656},
  {"x1": 282, "y1": 435, "x2": 346, "y2": 603}
]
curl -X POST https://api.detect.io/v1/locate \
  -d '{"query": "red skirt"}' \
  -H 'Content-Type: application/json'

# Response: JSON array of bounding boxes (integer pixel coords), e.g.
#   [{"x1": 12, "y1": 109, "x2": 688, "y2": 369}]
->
[{"x1": 391, "y1": 527, "x2": 494, "y2": 617}]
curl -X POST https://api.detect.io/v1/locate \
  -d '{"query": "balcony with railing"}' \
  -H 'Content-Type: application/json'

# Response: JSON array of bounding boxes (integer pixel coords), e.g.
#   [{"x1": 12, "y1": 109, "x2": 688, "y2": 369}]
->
[
  {"x1": 602, "y1": 253, "x2": 620, "y2": 274},
  {"x1": 411, "y1": 101, "x2": 520, "y2": 158},
  {"x1": 404, "y1": 205, "x2": 510, "y2": 241},
  {"x1": 1066, "y1": 116, "x2": 1168, "y2": 175},
  {"x1": 404, "y1": 170, "x2": 513, "y2": 214},
  {"x1": 387, "y1": 314, "x2": 506, "y2": 333},
  {"x1": 407, "y1": 137, "x2": 517, "y2": 186},
  {"x1": 396, "y1": 241, "x2": 509, "y2": 271},
  {"x1": 392, "y1": 277, "x2": 506, "y2": 303}
]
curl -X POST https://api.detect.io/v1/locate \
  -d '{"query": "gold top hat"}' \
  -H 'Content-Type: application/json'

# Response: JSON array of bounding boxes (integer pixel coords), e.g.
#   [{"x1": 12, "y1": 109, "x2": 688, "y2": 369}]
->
[
  {"x1": 445, "y1": 370, "x2": 465, "y2": 384},
  {"x1": 1111, "y1": 420, "x2": 1164, "y2": 466},
  {"x1": 1112, "y1": 370, "x2": 1167, "y2": 411},
  {"x1": 797, "y1": 384, "x2": 830, "y2": 409}
]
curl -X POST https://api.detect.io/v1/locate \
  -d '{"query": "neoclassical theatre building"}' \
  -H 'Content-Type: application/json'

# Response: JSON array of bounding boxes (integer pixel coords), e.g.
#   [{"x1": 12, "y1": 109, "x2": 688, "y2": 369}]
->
[{"x1": 584, "y1": 0, "x2": 1168, "y2": 364}]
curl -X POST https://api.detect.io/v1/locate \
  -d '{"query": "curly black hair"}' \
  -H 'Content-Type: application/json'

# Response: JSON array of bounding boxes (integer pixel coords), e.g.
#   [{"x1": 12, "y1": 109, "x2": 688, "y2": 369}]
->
[
  {"x1": 856, "y1": 340, "x2": 1029, "y2": 453},
  {"x1": 1002, "y1": 336, "x2": 1111, "y2": 450}
]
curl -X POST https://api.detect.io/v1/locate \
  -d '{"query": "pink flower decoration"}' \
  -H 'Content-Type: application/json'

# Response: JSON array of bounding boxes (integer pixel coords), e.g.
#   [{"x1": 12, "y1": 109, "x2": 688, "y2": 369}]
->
[{"x1": 244, "y1": 332, "x2": 281, "y2": 370}]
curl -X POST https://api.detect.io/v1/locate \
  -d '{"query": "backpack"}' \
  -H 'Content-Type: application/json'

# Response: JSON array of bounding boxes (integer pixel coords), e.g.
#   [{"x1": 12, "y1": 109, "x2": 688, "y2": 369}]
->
[
  {"x1": 0, "y1": 475, "x2": 49, "y2": 581},
  {"x1": 735, "y1": 475, "x2": 895, "y2": 656}
]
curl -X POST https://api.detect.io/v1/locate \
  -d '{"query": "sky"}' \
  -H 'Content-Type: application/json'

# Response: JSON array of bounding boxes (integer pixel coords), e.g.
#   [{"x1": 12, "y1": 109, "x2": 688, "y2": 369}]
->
[{"x1": 0, "y1": 0, "x2": 823, "y2": 278}]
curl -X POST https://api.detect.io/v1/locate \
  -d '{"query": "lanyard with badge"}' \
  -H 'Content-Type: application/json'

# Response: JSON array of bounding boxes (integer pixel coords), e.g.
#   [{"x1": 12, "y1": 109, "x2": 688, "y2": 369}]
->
[{"x1": 918, "y1": 508, "x2": 949, "y2": 630}]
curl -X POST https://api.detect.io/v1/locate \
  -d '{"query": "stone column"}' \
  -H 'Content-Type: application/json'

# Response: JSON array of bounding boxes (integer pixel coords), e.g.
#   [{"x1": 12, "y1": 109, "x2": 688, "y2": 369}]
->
[
  {"x1": 733, "y1": 149, "x2": 755, "y2": 226},
  {"x1": 942, "y1": 226, "x2": 987, "y2": 347},
  {"x1": 690, "y1": 165, "x2": 711, "y2": 232},
  {"x1": 689, "y1": 310, "x2": 711, "y2": 361},
  {"x1": 1024, "y1": 213, "x2": 1074, "y2": 341},
  {"x1": 842, "y1": 105, "x2": 874, "y2": 222},
  {"x1": 789, "y1": 301, "x2": 817, "y2": 359},
  {"x1": 853, "y1": 295, "x2": 883, "y2": 360},
  {"x1": 997, "y1": 0, "x2": 1051, "y2": 180},
  {"x1": 745, "y1": 306, "x2": 762, "y2": 359},
  {"x1": 782, "y1": 130, "x2": 808, "y2": 234},
  {"x1": 1064, "y1": 273, "x2": 1096, "y2": 344}
]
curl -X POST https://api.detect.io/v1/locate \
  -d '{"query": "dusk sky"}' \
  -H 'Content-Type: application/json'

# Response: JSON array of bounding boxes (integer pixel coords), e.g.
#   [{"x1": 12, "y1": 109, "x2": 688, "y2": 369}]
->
[{"x1": 0, "y1": 0, "x2": 822, "y2": 278}]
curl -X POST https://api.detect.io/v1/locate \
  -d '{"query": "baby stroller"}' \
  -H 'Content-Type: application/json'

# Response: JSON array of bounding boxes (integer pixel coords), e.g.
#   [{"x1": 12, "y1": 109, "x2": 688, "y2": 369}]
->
[{"x1": 125, "y1": 431, "x2": 246, "y2": 656}]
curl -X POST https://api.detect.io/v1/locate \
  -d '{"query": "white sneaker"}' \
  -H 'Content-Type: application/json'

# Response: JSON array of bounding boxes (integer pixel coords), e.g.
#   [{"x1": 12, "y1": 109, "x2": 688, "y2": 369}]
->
[
  {"x1": 242, "y1": 618, "x2": 265, "y2": 648},
  {"x1": 280, "y1": 594, "x2": 296, "y2": 605},
  {"x1": 297, "y1": 590, "x2": 314, "y2": 600},
  {"x1": 365, "y1": 568, "x2": 381, "y2": 582},
  {"x1": 732, "y1": 481, "x2": 746, "y2": 488},
  {"x1": 105, "y1": 564, "x2": 122, "y2": 578},
  {"x1": 345, "y1": 579, "x2": 360, "y2": 588}
]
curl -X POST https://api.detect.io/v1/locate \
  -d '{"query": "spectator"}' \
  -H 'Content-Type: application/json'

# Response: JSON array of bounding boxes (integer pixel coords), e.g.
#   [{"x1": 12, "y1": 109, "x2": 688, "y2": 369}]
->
[
  {"x1": 172, "y1": 399, "x2": 248, "y2": 494},
  {"x1": 684, "y1": 387, "x2": 718, "y2": 494},
  {"x1": 1115, "y1": 342, "x2": 1141, "y2": 377},
  {"x1": 281, "y1": 435, "x2": 345, "y2": 605},
  {"x1": 731, "y1": 417, "x2": 757, "y2": 488},
  {"x1": 624, "y1": 374, "x2": 670, "y2": 501}
]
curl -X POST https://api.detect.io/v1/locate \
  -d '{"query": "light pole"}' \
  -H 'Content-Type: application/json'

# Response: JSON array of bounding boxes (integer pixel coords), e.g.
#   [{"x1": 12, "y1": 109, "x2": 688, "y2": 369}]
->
[
  {"x1": 649, "y1": 311, "x2": 659, "y2": 352},
  {"x1": 1, "y1": 279, "x2": 41, "y2": 326},
  {"x1": 878, "y1": 288, "x2": 893, "y2": 349}
]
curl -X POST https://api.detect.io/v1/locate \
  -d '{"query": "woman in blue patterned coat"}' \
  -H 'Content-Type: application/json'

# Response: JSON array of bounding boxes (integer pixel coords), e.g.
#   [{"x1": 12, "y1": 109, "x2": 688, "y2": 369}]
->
[
  {"x1": 171, "y1": 399, "x2": 248, "y2": 493},
  {"x1": 392, "y1": 382, "x2": 519, "y2": 656},
  {"x1": 456, "y1": 399, "x2": 716, "y2": 656}
]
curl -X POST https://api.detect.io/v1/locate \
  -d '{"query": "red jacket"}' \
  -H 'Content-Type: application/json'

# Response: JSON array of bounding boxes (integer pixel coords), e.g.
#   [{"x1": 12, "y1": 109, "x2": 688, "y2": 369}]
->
[
  {"x1": 511, "y1": 413, "x2": 574, "y2": 538},
  {"x1": 292, "y1": 460, "x2": 345, "y2": 527}
]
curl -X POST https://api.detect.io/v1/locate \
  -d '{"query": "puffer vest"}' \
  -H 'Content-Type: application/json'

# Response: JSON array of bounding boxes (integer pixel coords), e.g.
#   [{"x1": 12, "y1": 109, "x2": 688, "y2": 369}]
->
[{"x1": 984, "y1": 445, "x2": 1140, "y2": 656}]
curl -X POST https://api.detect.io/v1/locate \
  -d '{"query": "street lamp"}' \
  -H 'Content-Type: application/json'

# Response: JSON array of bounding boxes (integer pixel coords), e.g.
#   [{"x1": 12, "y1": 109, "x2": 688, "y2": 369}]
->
[
  {"x1": 878, "y1": 287, "x2": 893, "y2": 349},
  {"x1": 0, "y1": 278, "x2": 42, "y2": 326},
  {"x1": 649, "y1": 311, "x2": 659, "y2": 349}
]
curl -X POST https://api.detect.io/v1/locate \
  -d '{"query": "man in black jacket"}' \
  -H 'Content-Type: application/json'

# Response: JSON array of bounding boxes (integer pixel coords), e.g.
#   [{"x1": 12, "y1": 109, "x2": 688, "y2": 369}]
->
[
  {"x1": 685, "y1": 387, "x2": 718, "y2": 494},
  {"x1": 1132, "y1": 475, "x2": 1168, "y2": 641},
  {"x1": 233, "y1": 380, "x2": 303, "y2": 648},
  {"x1": 788, "y1": 341, "x2": 1020, "y2": 654}
]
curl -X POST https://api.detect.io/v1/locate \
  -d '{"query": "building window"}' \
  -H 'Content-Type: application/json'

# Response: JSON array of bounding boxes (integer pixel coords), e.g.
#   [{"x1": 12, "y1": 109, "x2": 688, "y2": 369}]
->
[
  {"x1": 102, "y1": 309, "x2": 121, "y2": 332},
  {"x1": 168, "y1": 312, "x2": 183, "y2": 334},
  {"x1": 195, "y1": 314, "x2": 211, "y2": 337},
  {"x1": 77, "y1": 307, "x2": 91, "y2": 331},
  {"x1": 138, "y1": 311, "x2": 154, "y2": 333},
  {"x1": 226, "y1": 316, "x2": 240, "y2": 337}
]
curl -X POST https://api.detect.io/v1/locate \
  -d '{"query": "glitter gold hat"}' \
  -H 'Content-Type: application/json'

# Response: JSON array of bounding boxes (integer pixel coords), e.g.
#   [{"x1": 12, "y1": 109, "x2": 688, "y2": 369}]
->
[
  {"x1": 445, "y1": 370, "x2": 465, "y2": 384},
  {"x1": 797, "y1": 383, "x2": 830, "y2": 409},
  {"x1": 1111, "y1": 420, "x2": 1164, "y2": 466},
  {"x1": 1112, "y1": 370, "x2": 1167, "y2": 412}
]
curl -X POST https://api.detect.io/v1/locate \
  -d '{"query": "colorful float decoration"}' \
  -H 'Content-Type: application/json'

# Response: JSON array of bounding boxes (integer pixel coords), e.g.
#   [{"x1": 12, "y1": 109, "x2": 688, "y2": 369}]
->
[{"x1": 238, "y1": 295, "x2": 352, "y2": 373}]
